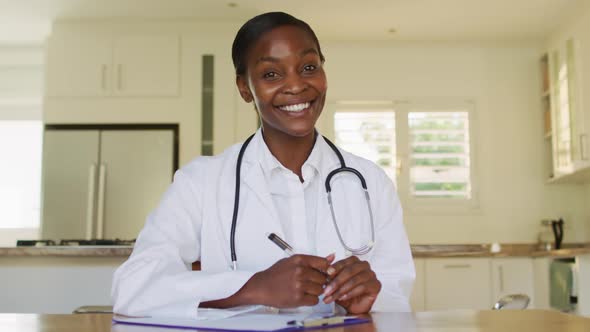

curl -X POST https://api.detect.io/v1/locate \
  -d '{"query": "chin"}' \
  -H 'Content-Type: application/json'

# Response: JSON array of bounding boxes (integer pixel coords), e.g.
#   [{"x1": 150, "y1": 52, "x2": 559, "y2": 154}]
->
[{"x1": 284, "y1": 124, "x2": 317, "y2": 138}]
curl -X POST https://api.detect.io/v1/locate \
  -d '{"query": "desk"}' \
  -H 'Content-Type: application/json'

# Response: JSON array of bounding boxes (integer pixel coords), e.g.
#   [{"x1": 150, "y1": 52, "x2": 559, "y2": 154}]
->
[{"x1": 1, "y1": 310, "x2": 589, "y2": 332}]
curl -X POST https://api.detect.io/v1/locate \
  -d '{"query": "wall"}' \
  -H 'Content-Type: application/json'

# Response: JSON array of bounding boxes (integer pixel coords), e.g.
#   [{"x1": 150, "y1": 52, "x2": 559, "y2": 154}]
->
[{"x1": 317, "y1": 41, "x2": 588, "y2": 244}]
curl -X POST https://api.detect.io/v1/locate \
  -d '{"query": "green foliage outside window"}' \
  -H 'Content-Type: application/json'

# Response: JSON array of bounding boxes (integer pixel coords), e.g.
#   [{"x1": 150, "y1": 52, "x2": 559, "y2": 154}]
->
[
  {"x1": 414, "y1": 182, "x2": 468, "y2": 191},
  {"x1": 413, "y1": 133, "x2": 465, "y2": 142},
  {"x1": 412, "y1": 145, "x2": 464, "y2": 153},
  {"x1": 409, "y1": 119, "x2": 465, "y2": 130},
  {"x1": 413, "y1": 157, "x2": 464, "y2": 166}
]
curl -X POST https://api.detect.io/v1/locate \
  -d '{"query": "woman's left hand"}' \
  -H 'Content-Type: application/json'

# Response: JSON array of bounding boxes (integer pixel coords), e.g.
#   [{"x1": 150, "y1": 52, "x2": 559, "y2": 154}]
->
[{"x1": 322, "y1": 256, "x2": 381, "y2": 314}]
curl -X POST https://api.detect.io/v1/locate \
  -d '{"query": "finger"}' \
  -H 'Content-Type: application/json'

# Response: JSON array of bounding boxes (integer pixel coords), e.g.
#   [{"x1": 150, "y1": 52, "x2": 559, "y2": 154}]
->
[
  {"x1": 325, "y1": 253, "x2": 336, "y2": 265},
  {"x1": 329, "y1": 270, "x2": 375, "y2": 302},
  {"x1": 297, "y1": 280, "x2": 325, "y2": 297},
  {"x1": 327, "y1": 256, "x2": 359, "y2": 277},
  {"x1": 292, "y1": 254, "x2": 331, "y2": 274},
  {"x1": 292, "y1": 262, "x2": 330, "y2": 285},
  {"x1": 291, "y1": 293, "x2": 320, "y2": 307},
  {"x1": 323, "y1": 261, "x2": 369, "y2": 297},
  {"x1": 338, "y1": 283, "x2": 380, "y2": 303}
]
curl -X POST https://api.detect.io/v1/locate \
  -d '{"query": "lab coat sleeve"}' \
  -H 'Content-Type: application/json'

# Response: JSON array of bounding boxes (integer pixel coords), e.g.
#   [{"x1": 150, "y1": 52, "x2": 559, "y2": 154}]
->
[
  {"x1": 369, "y1": 171, "x2": 415, "y2": 312},
  {"x1": 111, "y1": 168, "x2": 255, "y2": 318}
]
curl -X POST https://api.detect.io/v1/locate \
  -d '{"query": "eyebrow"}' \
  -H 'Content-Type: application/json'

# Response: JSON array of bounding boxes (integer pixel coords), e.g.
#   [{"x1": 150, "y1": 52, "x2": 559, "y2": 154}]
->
[{"x1": 255, "y1": 48, "x2": 320, "y2": 65}]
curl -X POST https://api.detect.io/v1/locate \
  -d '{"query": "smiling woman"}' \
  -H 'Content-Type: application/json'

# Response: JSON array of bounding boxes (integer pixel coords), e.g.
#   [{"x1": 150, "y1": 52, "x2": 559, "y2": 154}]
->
[{"x1": 111, "y1": 11, "x2": 414, "y2": 318}]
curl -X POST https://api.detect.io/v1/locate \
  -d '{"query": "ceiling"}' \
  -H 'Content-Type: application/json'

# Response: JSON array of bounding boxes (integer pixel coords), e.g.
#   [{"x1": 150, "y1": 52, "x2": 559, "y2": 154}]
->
[{"x1": 0, "y1": 0, "x2": 587, "y2": 44}]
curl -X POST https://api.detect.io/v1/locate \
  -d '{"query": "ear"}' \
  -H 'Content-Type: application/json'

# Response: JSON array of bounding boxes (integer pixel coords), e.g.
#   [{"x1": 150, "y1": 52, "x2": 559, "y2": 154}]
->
[{"x1": 236, "y1": 75, "x2": 253, "y2": 103}]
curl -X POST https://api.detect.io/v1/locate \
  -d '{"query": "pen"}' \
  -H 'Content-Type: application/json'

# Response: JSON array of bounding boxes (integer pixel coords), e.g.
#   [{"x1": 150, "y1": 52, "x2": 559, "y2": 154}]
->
[{"x1": 267, "y1": 232, "x2": 295, "y2": 256}]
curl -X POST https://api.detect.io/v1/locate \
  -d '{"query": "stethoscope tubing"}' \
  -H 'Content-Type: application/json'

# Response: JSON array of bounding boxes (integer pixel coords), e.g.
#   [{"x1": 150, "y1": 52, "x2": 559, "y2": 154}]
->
[{"x1": 230, "y1": 133, "x2": 375, "y2": 270}]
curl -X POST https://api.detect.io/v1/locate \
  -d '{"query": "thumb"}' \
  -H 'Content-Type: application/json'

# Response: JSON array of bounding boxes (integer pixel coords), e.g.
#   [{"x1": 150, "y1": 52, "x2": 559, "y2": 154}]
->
[{"x1": 325, "y1": 253, "x2": 336, "y2": 264}]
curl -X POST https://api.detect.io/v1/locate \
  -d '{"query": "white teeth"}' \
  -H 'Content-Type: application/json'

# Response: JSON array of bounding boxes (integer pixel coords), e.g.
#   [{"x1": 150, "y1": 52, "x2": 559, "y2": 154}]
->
[{"x1": 278, "y1": 102, "x2": 310, "y2": 112}]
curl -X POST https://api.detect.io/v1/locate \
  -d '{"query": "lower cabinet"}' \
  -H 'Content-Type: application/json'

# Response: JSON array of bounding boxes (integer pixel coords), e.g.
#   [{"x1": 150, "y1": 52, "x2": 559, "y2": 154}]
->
[
  {"x1": 424, "y1": 258, "x2": 492, "y2": 310},
  {"x1": 491, "y1": 258, "x2": 535, "y2": 308},
  {"x1": 410, "y1": 259, "x2": 425, "y2": 311},
  {"x1": 410, "y1": 257, "x2": 537, "y2": 311}
]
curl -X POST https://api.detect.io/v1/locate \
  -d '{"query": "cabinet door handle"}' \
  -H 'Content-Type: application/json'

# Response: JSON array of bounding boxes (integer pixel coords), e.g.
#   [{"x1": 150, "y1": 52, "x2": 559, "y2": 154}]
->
[
  {"x1": 85, "y1": 164, "x2": 97, "y2": 240},
  {"x1": 117, "y1": 64, "x2": 122, "y2": 91},
  {"x1": 581, "y1": 134, "x2": 588, "y2": 161},
  {"x1": 96, "y1": 164, "x2": 107, "y2": 239},
  {"x1": 443, "y1": 264, "x2": 471, "y2": 269},
  {"x1": 498, "y1": 265, "x2": 504, "y2": 293},
  {"x1": 101, "y1": 65, "x2": 108, "y2": 91}
]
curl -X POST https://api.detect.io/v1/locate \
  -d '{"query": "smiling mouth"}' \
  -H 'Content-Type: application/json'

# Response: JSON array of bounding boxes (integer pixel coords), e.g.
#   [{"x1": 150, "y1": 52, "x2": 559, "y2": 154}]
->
[{"x1": 277, "y1": 101, "x2": 312, "y2": 113}]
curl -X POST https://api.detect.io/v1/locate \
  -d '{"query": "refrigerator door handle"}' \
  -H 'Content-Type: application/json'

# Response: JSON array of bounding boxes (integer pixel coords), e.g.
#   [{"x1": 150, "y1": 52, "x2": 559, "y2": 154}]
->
[
  {"x1": 97, "y1": 164, "x2": 107, "y2": 240},
  {"x1": 85, "y1": 164, "x2": 98, "y2": 240}
]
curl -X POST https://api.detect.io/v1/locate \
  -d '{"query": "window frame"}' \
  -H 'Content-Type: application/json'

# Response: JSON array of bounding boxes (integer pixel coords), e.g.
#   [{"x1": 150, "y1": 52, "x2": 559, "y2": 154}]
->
[
  {"x1": 322, "y1": 99, "x2": 480, "y2": 215},
  {"x1": 398, "y1": 99, "x2": 480, "y2": 214}
]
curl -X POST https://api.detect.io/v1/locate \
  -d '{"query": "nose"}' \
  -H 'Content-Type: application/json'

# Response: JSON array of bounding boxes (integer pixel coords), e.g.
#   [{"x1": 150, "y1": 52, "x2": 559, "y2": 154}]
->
[{"x1": 282, "y1": 72, "x2": 307, "y2": 95}]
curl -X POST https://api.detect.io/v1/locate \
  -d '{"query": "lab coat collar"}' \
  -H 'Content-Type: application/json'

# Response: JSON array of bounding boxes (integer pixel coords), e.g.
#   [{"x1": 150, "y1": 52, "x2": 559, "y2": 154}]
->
[
  {"x1": 258, "y1": 129, "x2": 324, "y2": 185},
  {"x1": 243, "y1": 129, "x2": 342, "y2": 181}
]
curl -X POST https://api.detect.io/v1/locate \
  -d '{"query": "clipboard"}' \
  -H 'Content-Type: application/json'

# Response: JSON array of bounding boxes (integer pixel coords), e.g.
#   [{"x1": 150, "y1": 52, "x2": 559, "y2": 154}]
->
[{"x1": 112, "y1": 313, "x2": 370, "y2": 331}]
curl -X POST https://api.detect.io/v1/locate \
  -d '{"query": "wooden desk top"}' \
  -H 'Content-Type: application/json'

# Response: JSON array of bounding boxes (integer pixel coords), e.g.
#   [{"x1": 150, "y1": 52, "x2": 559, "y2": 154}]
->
[{"x1": 1, "y1": 310, "x2": 589, "y2": 332}]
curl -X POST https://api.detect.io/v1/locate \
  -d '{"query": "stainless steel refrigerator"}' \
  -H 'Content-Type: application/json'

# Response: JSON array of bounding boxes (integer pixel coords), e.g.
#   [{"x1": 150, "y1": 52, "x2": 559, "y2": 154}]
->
[{"x1": 40, "y1": 126, "x2": 176, "y2": 240}]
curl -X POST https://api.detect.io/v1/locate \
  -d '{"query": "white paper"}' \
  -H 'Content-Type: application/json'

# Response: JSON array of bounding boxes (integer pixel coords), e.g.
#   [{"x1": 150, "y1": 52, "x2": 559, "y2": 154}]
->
[
  {"x1": 195, "y1": 305, "x2": 265, "y2": 320},
  {"x1": 113, "y1": 312, "x2": 311, "y2": 332}
]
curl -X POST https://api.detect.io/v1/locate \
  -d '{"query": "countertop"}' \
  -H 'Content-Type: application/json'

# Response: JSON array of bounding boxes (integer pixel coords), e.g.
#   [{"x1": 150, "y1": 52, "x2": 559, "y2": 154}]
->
[
  {"x1": 2, "y1": 310, "x2": 589, "y2": 332},
  {"x1": 1, "y1": 243, "x2": 589, "y2": 258}
]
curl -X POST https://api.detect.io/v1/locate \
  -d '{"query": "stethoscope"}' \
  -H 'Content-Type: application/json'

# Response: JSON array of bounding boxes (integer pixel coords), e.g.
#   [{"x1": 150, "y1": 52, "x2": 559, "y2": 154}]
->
[{"x1": 230, "y1": 132, "x2": 376, "y2": 270}]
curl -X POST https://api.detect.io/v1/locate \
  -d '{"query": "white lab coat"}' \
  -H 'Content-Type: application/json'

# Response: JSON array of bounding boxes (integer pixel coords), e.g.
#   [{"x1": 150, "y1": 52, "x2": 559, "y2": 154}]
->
[{"x1": 111, "y1": 130, "x2": 415, "y2": 318}]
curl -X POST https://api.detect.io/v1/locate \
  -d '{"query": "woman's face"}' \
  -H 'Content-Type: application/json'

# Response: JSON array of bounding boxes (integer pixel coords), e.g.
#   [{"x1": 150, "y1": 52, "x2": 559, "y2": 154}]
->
[{"x1": 237, "y1": 25, "x2": 327, "y2": 139}]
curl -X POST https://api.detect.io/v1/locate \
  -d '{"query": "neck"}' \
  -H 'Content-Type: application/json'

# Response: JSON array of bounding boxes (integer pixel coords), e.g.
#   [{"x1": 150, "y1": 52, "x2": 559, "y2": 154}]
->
[{"x1": 261, "y1": 126, "x2": 316, "y2": 181}]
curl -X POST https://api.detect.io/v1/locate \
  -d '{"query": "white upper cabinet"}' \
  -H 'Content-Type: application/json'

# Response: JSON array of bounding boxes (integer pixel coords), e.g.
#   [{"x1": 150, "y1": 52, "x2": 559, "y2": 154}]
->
[
  {"x1": 112, "y1": 35, "x2": 180, "y2": 97},
  {"x1": 46, "y1": 32, "x2": 112, "y2": 97},
  {"x1": 543, "y1": 39, "x2": 590, "y2": 183},
  {"x1": 46, "y1": 31, "x2": 180, "y2": 98}
]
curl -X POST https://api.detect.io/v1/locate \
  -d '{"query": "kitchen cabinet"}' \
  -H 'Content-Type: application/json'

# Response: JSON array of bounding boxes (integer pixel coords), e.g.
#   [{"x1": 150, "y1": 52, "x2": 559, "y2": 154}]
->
[
  {"x1": 410, "y1": 258, "x2": 425, "y2": 311},
  {"x1": 45, "y1": 32, "x2": 112, "y2": 98},
  {"x1": 41, "y1": 127, "x2": 176, "y2": 240},
  {"x1": 541, "y1": 39, "x2": 590, "y2": 183},
  {"x1": 424, "y1": 258, "x2": 492, "y2": 310},
  {"x1": 46, "y1": 32, "x2": 179, "y2": 98},
  {"x1": 491, "y1": 258, "x2": 535, "y2": 308}
]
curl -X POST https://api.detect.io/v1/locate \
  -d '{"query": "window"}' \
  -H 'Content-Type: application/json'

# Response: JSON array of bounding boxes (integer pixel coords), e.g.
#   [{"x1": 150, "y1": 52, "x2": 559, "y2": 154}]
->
[
  {"x1": 330, "y1": 100, "x2": 475, "y2": 207},
  {"x1": 334, "y1": 111, "x2": 396, "y2": 181},
  {"x1": 0, "y1": 120, "x2": 43, "y2": 228},
  {"x1": 409, "y1": 112, "x2": 471, "y2": 199}
]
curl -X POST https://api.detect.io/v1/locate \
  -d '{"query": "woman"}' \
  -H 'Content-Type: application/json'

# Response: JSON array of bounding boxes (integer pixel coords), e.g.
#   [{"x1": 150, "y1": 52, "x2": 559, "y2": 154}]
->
[{"x1": 112, "y1": 12, "x2": 414, "y2": 317}]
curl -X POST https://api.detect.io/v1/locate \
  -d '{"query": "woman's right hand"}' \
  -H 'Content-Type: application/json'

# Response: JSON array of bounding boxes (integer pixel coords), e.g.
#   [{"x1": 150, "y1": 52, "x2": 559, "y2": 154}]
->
[{"x1": 245, "y1": 254, "x2": 334, "y2": 308}]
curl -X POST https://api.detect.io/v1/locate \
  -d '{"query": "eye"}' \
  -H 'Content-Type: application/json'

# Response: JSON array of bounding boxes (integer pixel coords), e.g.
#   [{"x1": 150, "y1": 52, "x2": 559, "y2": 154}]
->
[
  {"x1": 263, "y1": 71, "x2": 279, "y2": 80},
  {"x1": 303, "y1": 64, "x2": 317, "y2": 72}
]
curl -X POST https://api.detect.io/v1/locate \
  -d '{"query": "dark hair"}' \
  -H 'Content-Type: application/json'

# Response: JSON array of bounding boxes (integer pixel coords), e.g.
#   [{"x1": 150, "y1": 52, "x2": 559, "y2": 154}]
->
[{"x1": 231, "y1": 12, "x2": 325, "y2": 76}]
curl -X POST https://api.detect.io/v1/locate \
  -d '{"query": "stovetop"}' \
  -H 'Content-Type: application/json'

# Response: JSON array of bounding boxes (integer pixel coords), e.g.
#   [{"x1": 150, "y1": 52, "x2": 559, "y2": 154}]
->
[{"x1": 16, "y1": 239, "x2": 135, "y2": 247}]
